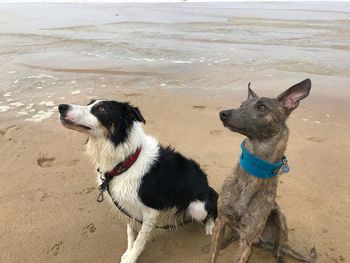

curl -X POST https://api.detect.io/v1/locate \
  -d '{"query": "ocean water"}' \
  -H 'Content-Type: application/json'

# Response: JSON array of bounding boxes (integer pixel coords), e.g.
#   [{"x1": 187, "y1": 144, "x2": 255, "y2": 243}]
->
[{"x1": 0, "y1": 2, "x2": 349, "y2": 120}]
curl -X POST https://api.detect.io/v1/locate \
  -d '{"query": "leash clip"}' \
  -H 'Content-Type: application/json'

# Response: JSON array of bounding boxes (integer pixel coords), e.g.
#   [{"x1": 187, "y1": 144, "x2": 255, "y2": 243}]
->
[
  {"x1": 97, "y1": 183, "x2": 107, "y2": 203},
  {"x1": 97, "y1": 168, "x2": 104, "y2": 202},
  {"x1": 97, "y1": 176, "x2": 109, "y2": 203},
  {"x1": 97, "y1": 190, "x2": 104, "y2": 202},
  {"x1": 96, "y1": 171, "x2": 113, "y2": 203}
]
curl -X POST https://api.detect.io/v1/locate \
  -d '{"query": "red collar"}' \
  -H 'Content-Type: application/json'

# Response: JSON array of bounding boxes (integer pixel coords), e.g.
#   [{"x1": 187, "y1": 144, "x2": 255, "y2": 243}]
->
[{"x1": 106, "y1": 147, "x2": 142, "y2": 177}]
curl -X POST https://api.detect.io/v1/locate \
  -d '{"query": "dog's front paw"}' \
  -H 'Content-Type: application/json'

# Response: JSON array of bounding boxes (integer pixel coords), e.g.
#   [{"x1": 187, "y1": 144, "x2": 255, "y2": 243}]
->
[{"x1": 120, "y1": 250, "x2": 137, "y2": 263}]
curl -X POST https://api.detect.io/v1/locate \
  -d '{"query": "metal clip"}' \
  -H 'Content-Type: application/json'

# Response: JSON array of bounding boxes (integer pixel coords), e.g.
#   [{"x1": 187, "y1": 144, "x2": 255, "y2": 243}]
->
[
  {"x1": 97, "y1": 180, "x2": 107, "y2": 203},
  {"x1": 279, "y1": 158, "x2": 290, "y2": 174},
  {"x1": 97, "y1": 190, "x2": 104, "y2": 202}
]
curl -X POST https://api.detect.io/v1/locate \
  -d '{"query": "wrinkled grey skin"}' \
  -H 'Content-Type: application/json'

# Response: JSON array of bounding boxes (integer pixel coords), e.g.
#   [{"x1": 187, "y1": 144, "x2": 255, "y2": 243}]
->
[{"x1": 209, "y1": 79, "x2": 316, "y2": 263}]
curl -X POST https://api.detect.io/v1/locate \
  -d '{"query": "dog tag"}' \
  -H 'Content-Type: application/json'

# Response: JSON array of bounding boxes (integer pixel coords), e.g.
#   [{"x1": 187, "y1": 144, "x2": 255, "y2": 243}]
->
[
  {"x1": 280, "y1": 157, "x2": 290, "y2": 173},
  {"x1": 281, "y1": 165, "x2": 290, "y2": 173}
]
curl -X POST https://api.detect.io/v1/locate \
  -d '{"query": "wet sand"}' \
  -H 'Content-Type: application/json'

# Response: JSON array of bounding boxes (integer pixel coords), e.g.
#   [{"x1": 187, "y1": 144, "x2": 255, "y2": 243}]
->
[{"x1": 1, "y1": 3, "x2": 350, "y2": 263}]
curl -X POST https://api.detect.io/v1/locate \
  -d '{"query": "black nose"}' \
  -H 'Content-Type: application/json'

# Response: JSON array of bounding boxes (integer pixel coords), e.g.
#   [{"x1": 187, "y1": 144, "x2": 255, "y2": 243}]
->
[
  {"x1": 58, "y1": 104, "x2": 69, "y2": 115},
  {"x1": 220, "y1": 110, "x2": 231, "y2": 120}
]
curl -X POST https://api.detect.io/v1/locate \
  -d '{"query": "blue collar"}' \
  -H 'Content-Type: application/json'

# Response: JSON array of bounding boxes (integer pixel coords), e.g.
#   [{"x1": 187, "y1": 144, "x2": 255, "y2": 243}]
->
[{"x1": 240, "y1": 142, "x2": 289, "y2": 179}]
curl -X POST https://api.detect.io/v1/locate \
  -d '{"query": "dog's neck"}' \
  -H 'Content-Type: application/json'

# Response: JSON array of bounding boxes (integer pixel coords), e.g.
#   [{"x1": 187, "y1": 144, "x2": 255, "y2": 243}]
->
[
  {"x1": 86, "y1": 122, "x2": 153, "y2": 173},
  {"x1": 233, "y1": 128, "x2": 289, "y2": 204},
  {"x1": 244, "y1": 127, "x2": 289, "y2": 164}
]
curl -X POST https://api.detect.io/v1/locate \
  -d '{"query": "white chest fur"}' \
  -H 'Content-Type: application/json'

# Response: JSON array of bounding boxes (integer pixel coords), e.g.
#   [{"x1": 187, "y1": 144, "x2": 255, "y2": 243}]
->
[{"x1": 87, "y1": 123, "x2": 159, "y2": 220}]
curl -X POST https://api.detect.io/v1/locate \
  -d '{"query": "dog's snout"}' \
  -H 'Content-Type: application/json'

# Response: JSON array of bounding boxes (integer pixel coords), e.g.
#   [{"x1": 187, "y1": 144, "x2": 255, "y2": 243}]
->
[
  {"x1": 220, "y1": 110, "x2": 231, "y2": 120},
  {"x1": 58, "y1": 104, "x2": 70, "y2": 115}
]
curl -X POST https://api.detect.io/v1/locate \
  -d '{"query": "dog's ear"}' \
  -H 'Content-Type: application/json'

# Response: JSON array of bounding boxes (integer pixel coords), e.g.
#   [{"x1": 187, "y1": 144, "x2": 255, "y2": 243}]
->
[
  {"x1": 247, "y1": 82, "x2": 258, "y2": 99},
  {"x1": 87, "y1": 99, "x2": 96, "y2": 105},
  {"x1": 131, "y1": 106, "x2": 146, "y2": 124},
  {"x1": 277, "y1": 78, "x2": 311, "y2": 112}
]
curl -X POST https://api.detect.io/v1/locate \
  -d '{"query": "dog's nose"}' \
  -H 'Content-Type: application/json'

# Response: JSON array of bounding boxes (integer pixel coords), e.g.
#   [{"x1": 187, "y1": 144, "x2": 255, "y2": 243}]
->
[
  {"x1": 58, "y1": 104, "x2": 69, "y2": 115},
  {"x1": 220, "y1": 110, "x2": 231, "y2": 120}
]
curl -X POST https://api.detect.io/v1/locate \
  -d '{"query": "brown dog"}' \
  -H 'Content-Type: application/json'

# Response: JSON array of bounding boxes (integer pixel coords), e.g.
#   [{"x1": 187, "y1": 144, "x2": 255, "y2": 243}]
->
[{"x1": 209, "y1": 79, "x2": 316, "y2": 263}]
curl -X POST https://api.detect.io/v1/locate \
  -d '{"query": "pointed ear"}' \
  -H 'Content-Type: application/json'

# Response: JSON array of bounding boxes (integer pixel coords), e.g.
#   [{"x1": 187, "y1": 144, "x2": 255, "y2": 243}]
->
[
  {"x1": 277, "y1": 78, "x2": 311, "y2": 112},
  {"x1": 87, "y1": 99, "x2": 96, "y2": 106},
  {"x1": 131, "y1": 106, "x2": 146, "y2": 124},
  {"x1": 247, "y1": 82, "x2": 258, "y2": 99}
]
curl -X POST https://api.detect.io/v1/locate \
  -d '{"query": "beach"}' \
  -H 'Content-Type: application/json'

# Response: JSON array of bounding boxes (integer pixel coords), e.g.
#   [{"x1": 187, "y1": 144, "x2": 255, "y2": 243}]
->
[{"x1": 0, "y1": 2, "x2": 350, "y2": 263}]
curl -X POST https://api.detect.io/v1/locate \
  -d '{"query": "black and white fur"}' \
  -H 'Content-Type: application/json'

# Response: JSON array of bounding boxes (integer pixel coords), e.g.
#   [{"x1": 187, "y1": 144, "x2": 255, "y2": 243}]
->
[{"x1": 58, "y1": 100, "x2": 218, "y2": 263}]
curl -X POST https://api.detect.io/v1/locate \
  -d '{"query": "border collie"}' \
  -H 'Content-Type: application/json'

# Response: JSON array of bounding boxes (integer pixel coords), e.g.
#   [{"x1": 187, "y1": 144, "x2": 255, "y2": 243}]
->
[{"x1": 58, "y1": 100, "x2": 218, "y2": 263}]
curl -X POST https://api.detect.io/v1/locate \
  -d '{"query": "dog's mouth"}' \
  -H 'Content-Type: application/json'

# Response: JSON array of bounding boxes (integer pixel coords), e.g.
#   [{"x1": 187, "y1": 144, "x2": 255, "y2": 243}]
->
[
  {"x1": 221, "y1": 120, "x2": 246, "y2": 133},
  {"x1": 227, "y1": 125, "x2": 246, "y2": 133},
  {"x1": 60, "y1": 117, "x2": 91, "y2": 131}
]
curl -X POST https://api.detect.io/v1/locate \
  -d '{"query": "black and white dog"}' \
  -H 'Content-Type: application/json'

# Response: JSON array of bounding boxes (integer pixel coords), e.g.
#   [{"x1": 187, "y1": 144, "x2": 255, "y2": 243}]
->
[{"x1": 58, "y1": 100, "x2": 218, "y2": 263}]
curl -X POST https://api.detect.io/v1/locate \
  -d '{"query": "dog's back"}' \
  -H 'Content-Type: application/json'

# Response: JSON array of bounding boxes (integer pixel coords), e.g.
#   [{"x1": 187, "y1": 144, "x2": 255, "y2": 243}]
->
[{"x1": 138, "y1": 145, "x2": 218, "y2": 222}]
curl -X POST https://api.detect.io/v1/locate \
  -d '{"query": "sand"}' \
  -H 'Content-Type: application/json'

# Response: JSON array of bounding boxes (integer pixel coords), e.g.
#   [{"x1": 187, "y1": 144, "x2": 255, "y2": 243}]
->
[{"x1": 1, "y1": 2, "x2": 350, "y2": 263}]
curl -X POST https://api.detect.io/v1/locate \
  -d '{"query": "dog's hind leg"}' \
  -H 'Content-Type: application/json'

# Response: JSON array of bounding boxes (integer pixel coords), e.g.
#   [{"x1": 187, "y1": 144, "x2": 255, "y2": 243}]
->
[
  {"x1": 218, "y1": 226, "x2": 240, "y2": 250},
  {"x1": 234, "y1": 198, "x2": 272, "y2": 263},
  {"x1": 274, "y1": 206, "x2": 317, "y2": 263},
  {"x1": 259, "y1": 206, "x2": 316, "y2": 263},
  {"x1": 271, "y1": 207, "x2": 288, "y2": 263},
  {"x1": 235, "y1": 223, "x2": 266, "y2": 263},
  {"x1": 204, "y1": 187, "x2": 219, "y2": 235},
  {"x1": 205, "y1": 217, "x2": 215, "y2": 235},
  {"x1": 121, "y1": 209, "x2": 159, "y2": 263},
  {"x1": 208, "y1": 216, "x2": 227, "y2": 263}
]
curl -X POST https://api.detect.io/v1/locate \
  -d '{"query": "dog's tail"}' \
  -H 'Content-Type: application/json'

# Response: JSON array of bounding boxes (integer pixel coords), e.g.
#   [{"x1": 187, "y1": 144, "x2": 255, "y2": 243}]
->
[
  {"x1": 281, "y1": 244, "x2": 317, "y2": 263},
  {"x1": 258, "y1": 238, "x2": 317, "y2": 263}
]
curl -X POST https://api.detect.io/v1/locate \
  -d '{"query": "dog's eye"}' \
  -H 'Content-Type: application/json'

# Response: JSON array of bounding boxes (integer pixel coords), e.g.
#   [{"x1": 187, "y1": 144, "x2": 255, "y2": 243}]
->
[
  {"x1": 98, "y1": 106, "x2": 106, "y2": 112},
  {"x1": 257, "y1": 105, "x2": 266, "y2": 111}
]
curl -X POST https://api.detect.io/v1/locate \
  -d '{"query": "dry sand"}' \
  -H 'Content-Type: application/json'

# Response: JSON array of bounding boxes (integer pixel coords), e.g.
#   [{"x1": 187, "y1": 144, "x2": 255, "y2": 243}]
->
[
  {"x1": 1, "y1": 3, "x2": 350, "y2": 263},
  {"x1": 1, "y1": 87, "x2": 350, "y2": 263}
]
